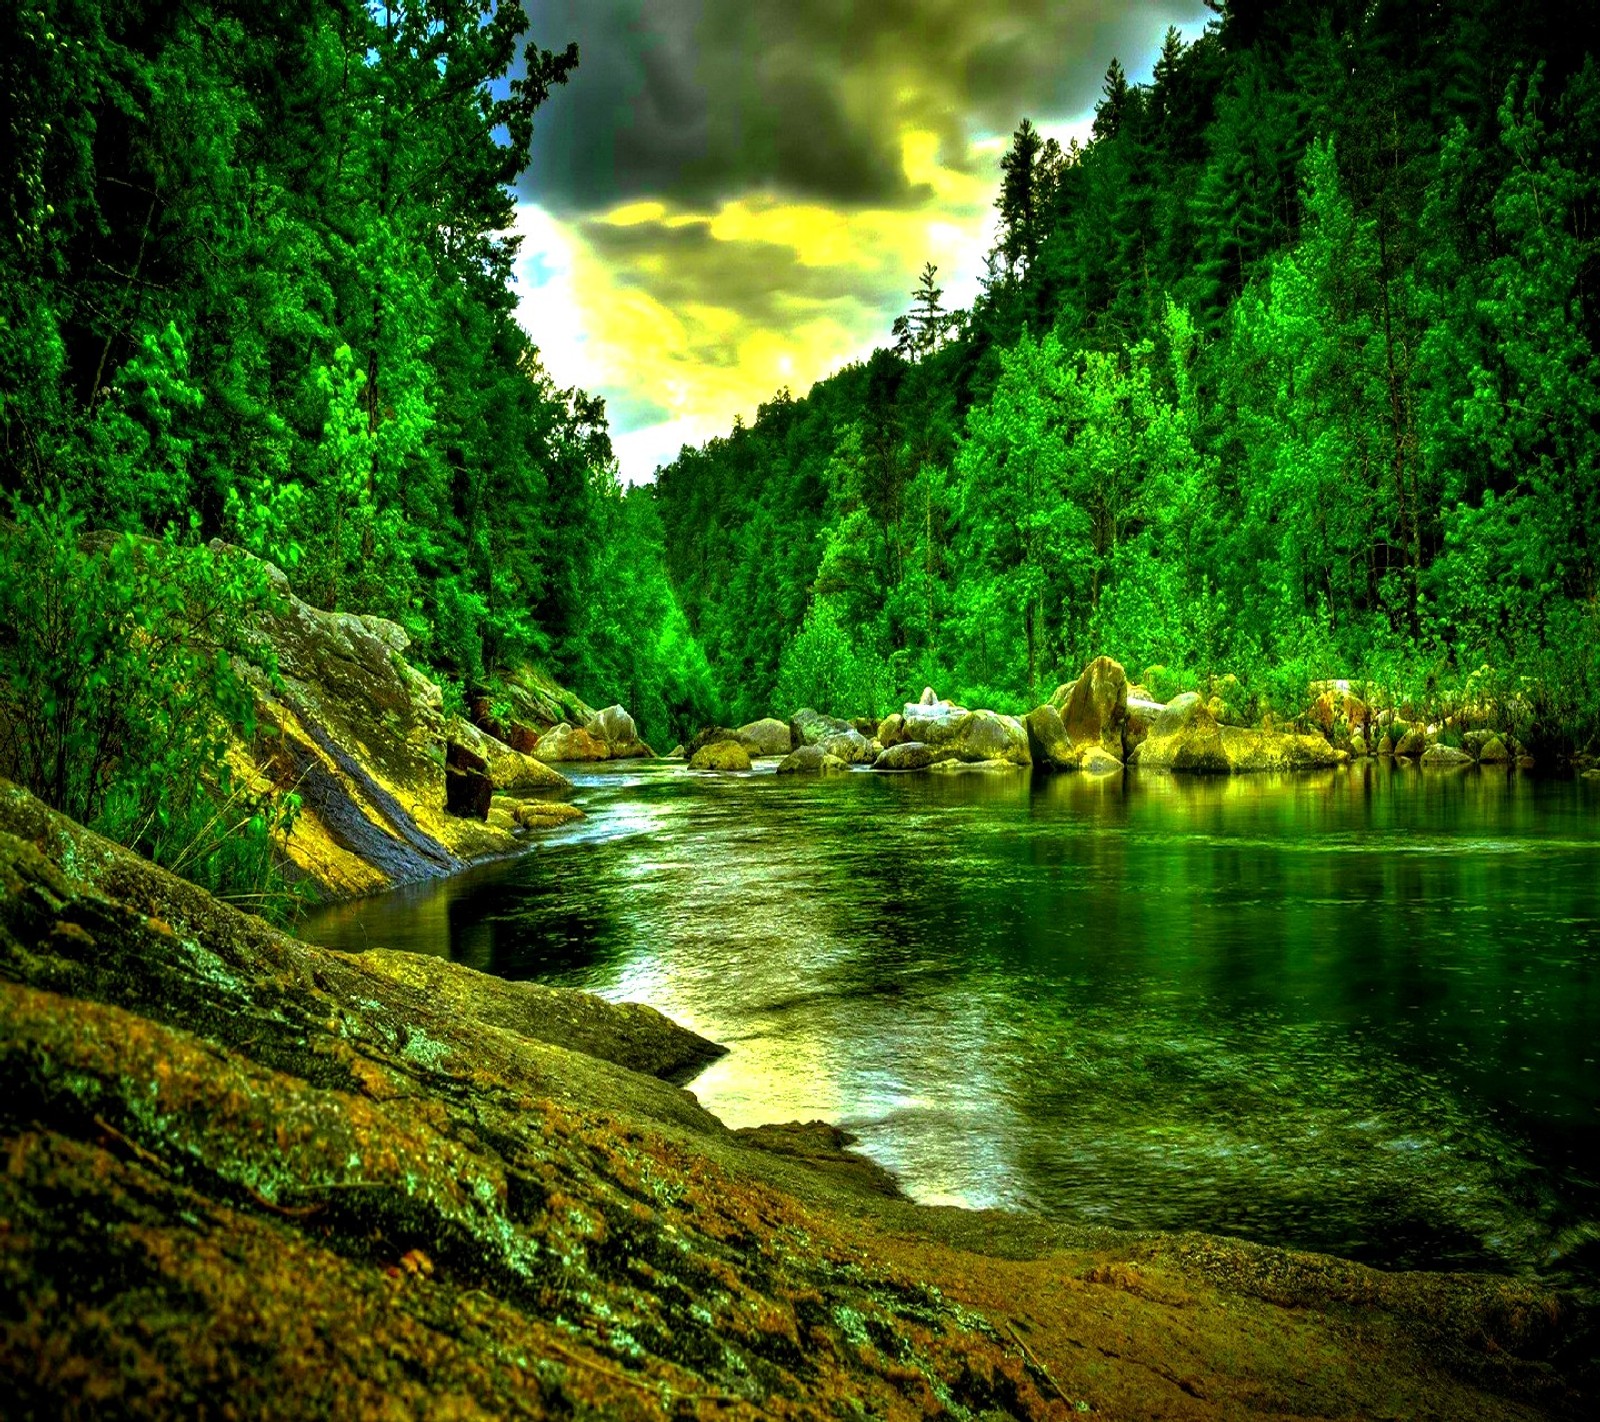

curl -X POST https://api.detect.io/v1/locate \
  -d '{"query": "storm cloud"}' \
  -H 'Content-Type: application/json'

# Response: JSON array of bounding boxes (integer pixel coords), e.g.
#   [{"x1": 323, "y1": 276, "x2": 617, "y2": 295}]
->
[{"x1": 515, "y1": 1, "x2": 1208, "y2": 479}]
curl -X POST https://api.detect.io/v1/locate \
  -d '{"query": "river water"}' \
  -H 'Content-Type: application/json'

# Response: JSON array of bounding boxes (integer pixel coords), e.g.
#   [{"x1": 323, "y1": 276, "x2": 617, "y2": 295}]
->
[{"x1": 301, "y1": 760, "x2": 1600, "y2": 1285}]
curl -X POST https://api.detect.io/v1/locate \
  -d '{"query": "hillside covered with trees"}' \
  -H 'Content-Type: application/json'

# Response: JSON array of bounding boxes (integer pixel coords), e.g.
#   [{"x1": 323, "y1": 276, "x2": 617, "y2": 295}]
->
[
  {"x1": 0, "y1": 0, "x2": 715, "y2": 890},
  {"x1": 652, "y1": 0, "x2": 1600, "y2": 757}
]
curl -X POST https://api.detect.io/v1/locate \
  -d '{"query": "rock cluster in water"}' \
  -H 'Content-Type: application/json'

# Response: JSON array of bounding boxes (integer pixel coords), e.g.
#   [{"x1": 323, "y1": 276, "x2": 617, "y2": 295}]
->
[{"x1": 679, "y1": 655, "x2": 1546, "y2": 780}]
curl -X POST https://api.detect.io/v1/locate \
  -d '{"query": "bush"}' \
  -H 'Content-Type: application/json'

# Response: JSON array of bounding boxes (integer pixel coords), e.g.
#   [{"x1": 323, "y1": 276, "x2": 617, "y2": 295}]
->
[{"x1": 0, "y1": 498, "x2": 298, "y2": 913}]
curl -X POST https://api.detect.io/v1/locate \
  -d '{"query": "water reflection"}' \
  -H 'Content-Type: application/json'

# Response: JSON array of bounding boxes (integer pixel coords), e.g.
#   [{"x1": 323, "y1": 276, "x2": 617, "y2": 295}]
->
[{"x1": 301, "y1": 760, "x2": 1600, "y2": 1281}]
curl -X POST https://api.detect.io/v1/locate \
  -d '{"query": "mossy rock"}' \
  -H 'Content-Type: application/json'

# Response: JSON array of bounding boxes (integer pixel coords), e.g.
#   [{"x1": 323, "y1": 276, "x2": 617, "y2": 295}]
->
[{"x1": 688, "y1": 740, "x2": 751, "y2": 772}]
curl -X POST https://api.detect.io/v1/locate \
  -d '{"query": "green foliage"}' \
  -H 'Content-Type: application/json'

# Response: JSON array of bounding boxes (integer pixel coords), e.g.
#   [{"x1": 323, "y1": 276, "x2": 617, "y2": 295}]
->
[
  {"x1": 655, "y1": 4, "x2": 1600, "y2": 755},
  {"x1": 775, "y1": 598, "x2": 892, "y2": 721},
  {"x1": 0, "y1": 497, "x2": 298, "y2": 911}
]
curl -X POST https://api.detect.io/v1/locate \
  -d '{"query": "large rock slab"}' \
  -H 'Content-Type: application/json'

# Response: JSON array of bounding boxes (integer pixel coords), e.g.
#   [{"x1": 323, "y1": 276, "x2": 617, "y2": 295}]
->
[
  {"x1": 449, "y1": 716, "x2": 573, "y2": 796},
  {"x1": 1130, "y1": 696, "x2": 1346, "y2": 774},
  {"x1": 0, "y1": 783, "x2": 1580, "y2": 1420},
  {"x1": 208, "y1": 545, "x2": 530, "y2": 899}
]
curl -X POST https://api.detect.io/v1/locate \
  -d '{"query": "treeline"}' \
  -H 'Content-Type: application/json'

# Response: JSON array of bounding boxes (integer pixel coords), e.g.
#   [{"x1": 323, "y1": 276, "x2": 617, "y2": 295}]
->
[
  {"x1": 0, "y1": 0, "x2": 713, "y2": 747},
  {"x1": 653, "y1": 0, "x2": 1600, "y2": 752}
]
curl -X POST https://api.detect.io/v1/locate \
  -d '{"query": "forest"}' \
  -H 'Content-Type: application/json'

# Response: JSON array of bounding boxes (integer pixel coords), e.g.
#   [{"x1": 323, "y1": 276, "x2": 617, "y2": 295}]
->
[
  {"x1": 3, "y1": 0, "x2": 1599, "y2": 895},
  {"x1": 654, "y1": 0, "x2": 1600, "y2": 756},
  {"x1": 0, "y1": 0, "x2": 714, "y2": 878}
]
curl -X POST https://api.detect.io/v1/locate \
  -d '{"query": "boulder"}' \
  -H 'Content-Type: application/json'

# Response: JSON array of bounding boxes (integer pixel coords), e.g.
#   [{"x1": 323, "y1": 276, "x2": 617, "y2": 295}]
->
[
  {"x1": 817, "y1": 728, "x2": 875, "y2": 764},
  {"x1": 789, "y1": 707, "x2": 855, "y2": 748},
  {"x1": 1394, "y1": 726, "x2": 1427, "y2": 759},
  {"x1": 1023, "y1": 705, "x2": 1076, "y2": 770},
  {"x1": 1478, "y1": 736, "x2": 1511, "y2": 765},
  {"x1": 1130, "y1": 697, "x2": 1346, "y2": 774},
  {"x1": 1060, "y1": 657, "x2": 1129, "y2": 760},
  {"x1": 777, "y1": 745, "x2": 849, "y2": 775},
  {"x1": 688, "y1": 740, "x2": 751, "y2": 772},
  {"x1": 897, "y1": 708, "x2": 1030, "y2": 766},
  {"x1": 1351, "y1": 733, "x2": 1369, "y2": 757},
  {"x1": 685, "y1": 725, "x2": 742, "y2": 758},
  {"x1": 735, "y1": 718, "x2": 792, "y2": 757},
  {"x1": 919, "y1": 686, "x2": 938, "y2": 705},
  {"x1": 874, "y1": 741, "x2": 937, "y2": 771},
  {"x1": 1421, "y1": 744, "x2": 1473, "y2": 768},
  {"x1": 851, "y1": 717, "x2": 878, "y2": 739},
  {"x1": 585, "y1": 704, "x2": 653, "y2": 760},
  {"x1": 1123, "y1": 696, "x2": 1164, "y2": 760},
  {"x1": 908, "y1": 700, "x2": 966, "y2": 732},
  {"x1": 533, "y1": 723, "x2": 610, "y2": 763},
  {"x1": 877, "y1": 713, "x2": 908, "y2": 748}
]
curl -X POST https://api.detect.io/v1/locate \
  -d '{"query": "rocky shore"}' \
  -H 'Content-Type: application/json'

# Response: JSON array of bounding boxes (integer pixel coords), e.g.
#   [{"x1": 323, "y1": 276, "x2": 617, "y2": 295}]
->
[
  {"x1": 675, "y1": 656, "x2": 1548, "y2": 781},
  {"x1": 1, "y1": 779, "x2": 1591, "y2": 1418}
]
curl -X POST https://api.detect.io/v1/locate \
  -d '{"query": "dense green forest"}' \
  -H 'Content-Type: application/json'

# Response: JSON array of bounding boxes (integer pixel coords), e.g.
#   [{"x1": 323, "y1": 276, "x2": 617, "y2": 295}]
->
[
  {"x1": 0, "y1": 0, "x2": 714, "y2": 875},
  {"x1": 653, "y1": 0, "x2": 1600, "y2": 755}
]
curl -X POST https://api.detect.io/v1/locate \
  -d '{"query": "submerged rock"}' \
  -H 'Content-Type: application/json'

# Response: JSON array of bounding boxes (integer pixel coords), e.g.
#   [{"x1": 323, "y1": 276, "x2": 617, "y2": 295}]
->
[{"x1": 512, "y1": 801, "x2": 585, "y2": 831}]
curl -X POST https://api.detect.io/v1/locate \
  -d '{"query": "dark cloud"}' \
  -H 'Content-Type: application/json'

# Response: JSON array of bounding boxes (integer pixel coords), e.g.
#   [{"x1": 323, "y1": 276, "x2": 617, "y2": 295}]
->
[
  {"x1": 580, "y1": 211, "x2": 903, "y2": 330},
  {"x1": 522, "y1": 0, "x2": 1209, "y2": 212}
]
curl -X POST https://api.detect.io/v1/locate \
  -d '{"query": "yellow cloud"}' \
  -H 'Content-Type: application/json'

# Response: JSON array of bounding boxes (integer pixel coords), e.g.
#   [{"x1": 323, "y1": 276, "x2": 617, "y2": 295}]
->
[{"x1": 518, "y1": 121, "x2": 1012, "y2": 480}]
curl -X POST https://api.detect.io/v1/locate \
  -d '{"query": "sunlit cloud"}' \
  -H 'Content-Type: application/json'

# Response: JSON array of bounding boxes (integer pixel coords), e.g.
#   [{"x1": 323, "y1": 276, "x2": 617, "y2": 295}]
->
[{"x1": 515, "y1": 1, "x2": 1209, "y2": 480}]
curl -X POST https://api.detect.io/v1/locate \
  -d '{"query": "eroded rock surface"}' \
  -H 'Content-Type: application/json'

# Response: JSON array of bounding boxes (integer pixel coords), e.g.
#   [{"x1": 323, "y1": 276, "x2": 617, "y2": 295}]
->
[
  {"x1": 0, "y1": 783, "x2": 1588, "y2": 1420},
  {"x1": 216, "y1": 548, "x2": 573, "y2": 901}
]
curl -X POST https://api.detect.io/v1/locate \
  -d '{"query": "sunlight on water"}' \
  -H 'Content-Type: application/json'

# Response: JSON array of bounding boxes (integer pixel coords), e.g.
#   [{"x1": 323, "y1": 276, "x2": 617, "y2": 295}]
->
[{"x1": 302, "y1": 760, "x2": 1600, "y2": 1283}]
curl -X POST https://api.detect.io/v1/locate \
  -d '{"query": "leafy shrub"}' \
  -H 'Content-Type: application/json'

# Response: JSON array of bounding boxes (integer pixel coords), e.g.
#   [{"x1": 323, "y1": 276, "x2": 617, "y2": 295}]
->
[{"x1": 0, "y1": 498, "x2": 297, "y2": 913}]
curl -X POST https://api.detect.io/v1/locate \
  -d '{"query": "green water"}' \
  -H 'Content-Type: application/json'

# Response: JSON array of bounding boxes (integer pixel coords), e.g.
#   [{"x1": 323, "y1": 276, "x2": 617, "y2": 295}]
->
[{"x1": 301, "y1": 761, "x2": 1600, "y2": 1283}]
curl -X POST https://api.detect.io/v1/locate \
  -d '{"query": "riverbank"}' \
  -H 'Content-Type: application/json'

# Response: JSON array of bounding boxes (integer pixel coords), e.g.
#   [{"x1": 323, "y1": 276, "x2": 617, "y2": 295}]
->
[{"x1": 1, "y1": 778, "x2": 1590, "y2": 1417}]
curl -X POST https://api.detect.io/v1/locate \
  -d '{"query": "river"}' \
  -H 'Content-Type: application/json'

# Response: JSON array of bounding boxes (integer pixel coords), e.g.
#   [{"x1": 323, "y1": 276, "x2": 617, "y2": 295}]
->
[{"x1": 301, "y1": 760, "x2": 1600, "y2": 1287}]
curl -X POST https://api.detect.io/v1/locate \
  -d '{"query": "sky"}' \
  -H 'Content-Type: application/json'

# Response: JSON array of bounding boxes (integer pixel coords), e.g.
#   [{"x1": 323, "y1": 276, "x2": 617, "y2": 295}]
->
[{"x1": 512, "y1": 0, "x2": 1211, "y2": 483}]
